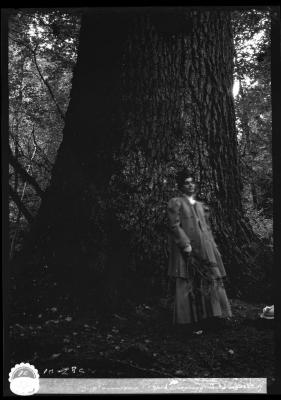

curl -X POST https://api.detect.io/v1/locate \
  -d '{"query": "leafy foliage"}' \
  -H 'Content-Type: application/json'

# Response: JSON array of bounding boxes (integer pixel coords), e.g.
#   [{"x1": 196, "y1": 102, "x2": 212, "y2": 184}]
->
[
  {"x1": 8, "y1": 9, "x2": 81, "y2": 255},
  {"x1": 232, "y1": 9, "x2": 272, "y2": 224}
]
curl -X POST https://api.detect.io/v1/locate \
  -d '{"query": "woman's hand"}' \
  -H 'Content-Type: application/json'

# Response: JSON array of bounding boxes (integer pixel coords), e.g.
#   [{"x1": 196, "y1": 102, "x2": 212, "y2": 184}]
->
[{"x1": 183, "y1": 244, "x2": 192, "y2": 258}]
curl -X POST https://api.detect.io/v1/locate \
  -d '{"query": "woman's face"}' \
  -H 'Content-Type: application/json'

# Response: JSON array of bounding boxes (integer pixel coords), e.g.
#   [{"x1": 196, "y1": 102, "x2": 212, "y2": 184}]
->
[{"x1": 182, "y1": 177, "x2": 196, "y2": 196}]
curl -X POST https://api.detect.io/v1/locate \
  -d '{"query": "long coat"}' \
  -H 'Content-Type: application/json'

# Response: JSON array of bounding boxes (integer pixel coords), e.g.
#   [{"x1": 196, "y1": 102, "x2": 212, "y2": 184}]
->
[{"x1": 167, "y1": 196, "x2": 226, "y2": 280}]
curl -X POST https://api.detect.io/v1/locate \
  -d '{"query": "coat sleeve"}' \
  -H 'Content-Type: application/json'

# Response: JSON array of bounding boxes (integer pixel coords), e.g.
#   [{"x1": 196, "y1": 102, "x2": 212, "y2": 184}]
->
[{"x1": 167, "y1": 197, "x2": 191, "y2": 249}]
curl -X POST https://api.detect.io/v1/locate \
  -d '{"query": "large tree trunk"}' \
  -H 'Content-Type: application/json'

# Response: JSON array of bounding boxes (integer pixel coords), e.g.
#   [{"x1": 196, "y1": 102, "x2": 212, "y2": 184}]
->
[{"x1": 12, "y1": 8, "x2": 266, "y2": 310}]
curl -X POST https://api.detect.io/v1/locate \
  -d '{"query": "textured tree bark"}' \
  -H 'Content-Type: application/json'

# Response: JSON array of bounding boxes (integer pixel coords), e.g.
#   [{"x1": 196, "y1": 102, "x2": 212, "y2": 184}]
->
[
  {"x1": 118, "y1": 9, "x2": 257, "y2": 287},
  {"x1": 12, "y1": 8, "x2": 263, "y2": 307}
]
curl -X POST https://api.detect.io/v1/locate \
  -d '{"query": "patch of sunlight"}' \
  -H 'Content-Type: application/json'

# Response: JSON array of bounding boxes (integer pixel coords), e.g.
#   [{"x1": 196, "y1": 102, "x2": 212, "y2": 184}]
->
[
  {"x1": 233, "y1": 79, "x2": 240, "y2": 98},
  {"x1": 240, "y1": 30, "x2": 265, "y2": 57}
]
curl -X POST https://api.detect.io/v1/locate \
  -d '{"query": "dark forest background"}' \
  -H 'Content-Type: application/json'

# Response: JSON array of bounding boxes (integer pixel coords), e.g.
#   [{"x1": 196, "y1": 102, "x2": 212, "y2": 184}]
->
[
  {"x1": 4, "y1": 7, "x2": 279, "y2": 389},
  {"x1": 7, "y1": 7, "x2": 272, "y2": 313}
]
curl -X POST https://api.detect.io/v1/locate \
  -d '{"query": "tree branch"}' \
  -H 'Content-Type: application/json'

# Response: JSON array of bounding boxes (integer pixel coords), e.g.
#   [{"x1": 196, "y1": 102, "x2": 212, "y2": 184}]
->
[
  {"x1": 10, "y1": 32, "x2": 65, "y2": 121},
  {"x1": 8, "y1": 34, "x2": 32, "y2": 53},
  {"x1": 31, "y1": 126, "x2": 53, "y2": 169},
  {"x1": 9, "y1": 184, "x2": 33, "y2": 224},
  {"x1": 32, "y1": 50, "x2": 65, "y2": 121},
  {"x1": 9, "y1": 146, "x2": 44, "y2": 198}
]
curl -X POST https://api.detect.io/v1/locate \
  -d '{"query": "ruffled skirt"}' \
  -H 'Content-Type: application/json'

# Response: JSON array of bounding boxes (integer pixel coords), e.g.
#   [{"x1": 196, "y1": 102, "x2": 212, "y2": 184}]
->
[{"x1": 173, "y1": 274, "x2": 232, "y2": 324}]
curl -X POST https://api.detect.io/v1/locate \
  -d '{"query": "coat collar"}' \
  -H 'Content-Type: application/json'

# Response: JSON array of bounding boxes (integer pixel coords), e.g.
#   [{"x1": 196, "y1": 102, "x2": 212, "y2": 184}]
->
[{"x1": 182, "y1": 194, "x2": 196, "y2": 205}]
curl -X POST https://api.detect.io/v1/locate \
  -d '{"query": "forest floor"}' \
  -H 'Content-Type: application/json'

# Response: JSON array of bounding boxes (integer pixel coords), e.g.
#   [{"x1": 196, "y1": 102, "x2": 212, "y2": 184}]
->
[{"x1": 8, "y1": 292, "x2": 275, "y2": 391}]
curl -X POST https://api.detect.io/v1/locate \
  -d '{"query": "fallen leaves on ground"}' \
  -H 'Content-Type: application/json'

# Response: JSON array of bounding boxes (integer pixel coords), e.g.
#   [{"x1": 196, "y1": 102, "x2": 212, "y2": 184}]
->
[{"x1": 8, "y1": 298, "x2": 274, "y2": 379}]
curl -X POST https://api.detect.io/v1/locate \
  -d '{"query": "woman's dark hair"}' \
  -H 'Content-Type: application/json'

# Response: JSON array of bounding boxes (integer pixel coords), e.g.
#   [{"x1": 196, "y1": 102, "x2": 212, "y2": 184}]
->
[{"x1": 175, "y1": 168, "x2": 195, "y2": 188}]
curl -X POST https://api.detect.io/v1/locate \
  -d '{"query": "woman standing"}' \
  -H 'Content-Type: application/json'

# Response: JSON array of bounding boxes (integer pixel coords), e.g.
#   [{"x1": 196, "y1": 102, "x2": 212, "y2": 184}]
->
[{"x1": 167, "y1": 169, "x2": 232, "y2": 331}]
